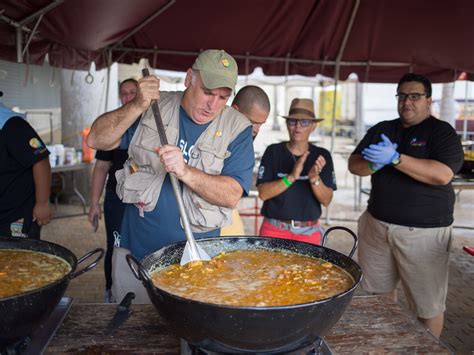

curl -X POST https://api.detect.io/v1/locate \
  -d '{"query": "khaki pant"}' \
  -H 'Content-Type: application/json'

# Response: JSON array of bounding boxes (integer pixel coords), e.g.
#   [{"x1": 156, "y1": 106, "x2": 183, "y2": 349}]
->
[
  {"x1": 358, "y1": 210, "x2": 452, "y2": 319},
  {"x1": 111, "y1": 247, "x2": 151, "y2": 304}
]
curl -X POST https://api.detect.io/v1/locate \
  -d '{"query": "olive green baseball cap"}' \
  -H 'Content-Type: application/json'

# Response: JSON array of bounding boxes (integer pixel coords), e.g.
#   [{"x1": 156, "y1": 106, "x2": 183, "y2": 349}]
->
[{"x1": 192, "y1": 49, "x2": 238, "y2": 91}]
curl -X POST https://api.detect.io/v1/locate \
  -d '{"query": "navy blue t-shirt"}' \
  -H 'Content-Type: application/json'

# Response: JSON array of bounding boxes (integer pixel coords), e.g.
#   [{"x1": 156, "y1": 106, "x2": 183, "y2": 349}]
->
[
  {"x1": 0, "y1": 116, "x2": 50, "y2": 226},
  {"x1": 119, "y1": 107, "x2": 254, "y2": 259},
  {"x1": 257, "y1": 142, "x2": 337, "y2": 221}
]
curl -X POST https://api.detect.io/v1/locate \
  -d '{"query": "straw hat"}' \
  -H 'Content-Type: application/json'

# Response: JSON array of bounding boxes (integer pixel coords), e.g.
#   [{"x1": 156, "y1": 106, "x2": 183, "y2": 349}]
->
[{"x1": 281, "y1": 98, "x2": 324, "y2": 122}]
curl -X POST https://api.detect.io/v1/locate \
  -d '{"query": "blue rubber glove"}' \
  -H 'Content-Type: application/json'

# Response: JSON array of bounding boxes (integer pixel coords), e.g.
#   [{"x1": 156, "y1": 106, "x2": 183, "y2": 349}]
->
[
  {"x1": 368, "y1": 139, "x2": 386, "y2": 171},
  {"x1": 362, "y1": 134, "x2": 399, "y2": 166}
]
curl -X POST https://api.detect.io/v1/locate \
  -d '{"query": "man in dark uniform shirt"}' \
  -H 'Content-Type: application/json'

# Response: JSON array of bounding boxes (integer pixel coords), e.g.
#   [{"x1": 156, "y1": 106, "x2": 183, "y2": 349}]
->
[
  {"x1": 348, "y1": 73, "x2": 464, "y2": 338},
  {"x1": 0, "y1": 99, "x2": 51, "y2": 238}
]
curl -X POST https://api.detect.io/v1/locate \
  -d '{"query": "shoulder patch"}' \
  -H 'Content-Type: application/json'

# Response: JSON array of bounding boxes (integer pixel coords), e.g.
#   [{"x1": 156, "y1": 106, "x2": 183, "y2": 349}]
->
[{"x1": 29, "y1": 138, "x2": 44, "y2": 149}]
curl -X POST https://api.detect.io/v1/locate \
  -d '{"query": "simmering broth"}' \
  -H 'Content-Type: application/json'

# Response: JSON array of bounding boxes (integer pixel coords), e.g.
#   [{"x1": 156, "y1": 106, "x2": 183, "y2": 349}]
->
[
  {"x1": 151, "y1": 249, "x2": 354, "y2": 307},
  {"x1": 0, "y1": 249, "x2": 71, "y2": 298}
]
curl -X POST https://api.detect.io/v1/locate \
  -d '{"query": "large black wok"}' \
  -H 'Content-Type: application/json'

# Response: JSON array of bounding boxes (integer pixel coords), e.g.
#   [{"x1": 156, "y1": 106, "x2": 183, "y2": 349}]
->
[
  {"x1": 0, "y1": 237, "x2": 104, "y2": 349},
  {"x1": 127, "y1": 226, "x2": 362, "y2": 353}
]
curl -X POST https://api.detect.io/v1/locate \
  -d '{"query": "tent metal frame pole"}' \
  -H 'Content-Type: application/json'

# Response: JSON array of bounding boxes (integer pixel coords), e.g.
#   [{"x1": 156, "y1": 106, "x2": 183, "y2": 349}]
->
[
  {"x1": 463, "y1": 80, "x2": 469, "y2": 139},
  {"x1": 330, "y1": 75, "x2": 339, "y2": 155},
  {"x1": 22, "y1": 14, "x2": 44, "y2": 58},
  {"x1": 104, "y1": 49, "x2": 112, "y2": 112},
  {"x1": 1, "y1": 0, "x2": 66, "y2": 63},
  {"x1": 0, "y1": 16, "x2": 31, "y2": 62},
  {"x1": 16, "y1": 28, "x2": 22, "y2": 63},
  {"x1": 330, "y1": 0, "x2": 360, "y2": 154},
  {"x1": 113, "y1": 46, "x2": 411, "y2": 69},
  {"x1": 18, "y1": 0, "x2": 65, "y2": 26},
  {"x1": 0, "y1": 14, "x2": 32, "y2": 32},
  {"x1": 273, "y1": 84, "x2": 279, "y2": 130},
  {"x1": 114, "y1": 49, "x2": 131, "y2": 64},
  {"x1": 326, "y1": 70, "x2": 339, "y2": 225},
  {"x1": 325, "y1": 0, "x2": 360, "y2": 225}
]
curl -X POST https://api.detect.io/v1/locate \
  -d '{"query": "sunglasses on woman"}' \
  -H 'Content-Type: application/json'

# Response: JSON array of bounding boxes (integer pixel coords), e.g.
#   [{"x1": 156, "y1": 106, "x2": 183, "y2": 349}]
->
[{"x1": 285, "y1": 118, "x2": 314, "y2": 127}]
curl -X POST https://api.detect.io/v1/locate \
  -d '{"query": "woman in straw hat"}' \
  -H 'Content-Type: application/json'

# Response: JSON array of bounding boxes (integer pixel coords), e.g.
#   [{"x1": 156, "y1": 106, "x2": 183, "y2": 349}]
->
[{"x1": 256, "y1": 98, "x2": 337, "y2": 244}]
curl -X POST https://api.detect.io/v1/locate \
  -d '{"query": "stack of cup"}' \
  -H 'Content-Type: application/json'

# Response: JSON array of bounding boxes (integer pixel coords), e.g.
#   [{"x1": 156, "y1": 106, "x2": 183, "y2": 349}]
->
[
  {"x1": 47, "y1": 145, "x2": 57, "y2": 167},
  {"x1": 64, "y1": 147, "x2": 76, "y2": 165},
  {"x1": 55, "y1": 144, "x2": 65, "y2": 166}
]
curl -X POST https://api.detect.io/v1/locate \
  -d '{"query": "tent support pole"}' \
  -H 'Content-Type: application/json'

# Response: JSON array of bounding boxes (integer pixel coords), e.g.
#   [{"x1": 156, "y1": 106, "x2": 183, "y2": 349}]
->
[
  {"x1": 114, "y1": 49, "x2": 130, "y2": 64},
  {"x1": 326, "y1": 67, "x2": 339, "y2": 225},
  {"x1": 463, "y1": 80, "x2": 469, "y2": 139},
  {"x1": 272, "y1": 85, "x2": 279, "y2": 131},
  {"x1": 105, "y1": 50, "x2": 112, "y2": 112},
  {"x1": 330, "y1": 0, "x2": 360, "y2": 154},
  {"x1": 22, "y1": 14, "x2": 44, "y2": 58},
  {"x1": 1, "y1": 0, "x2": 66, "y2": 63},
  {"x1": 18, "y1": 0, "x2": 65, "y2": 26},
  {"x1": 326, "y1": 0, "x2": 360, "y2": 225},
  {"x1": 16, "y1": 28, "x2": 22, "y2": 63},
  {"x1": 330, "y1": 72, "x2": 339, "y2": 156}
]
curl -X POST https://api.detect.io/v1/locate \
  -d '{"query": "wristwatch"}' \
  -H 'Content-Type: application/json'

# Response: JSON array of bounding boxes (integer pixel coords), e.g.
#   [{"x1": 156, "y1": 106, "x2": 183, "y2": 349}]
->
[
  {"x1": 391, "y1": 152, "x2": 401, "y2": 166},
  {"x1": 311, "y1": 177, "x2": 321, "y2": 186}
]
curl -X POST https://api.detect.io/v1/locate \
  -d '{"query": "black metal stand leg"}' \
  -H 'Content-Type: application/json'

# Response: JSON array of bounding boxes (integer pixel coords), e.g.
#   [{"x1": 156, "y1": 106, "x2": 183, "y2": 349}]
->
[{"x1": 71, "y1": 172, "x2": 87, "y2": 214}]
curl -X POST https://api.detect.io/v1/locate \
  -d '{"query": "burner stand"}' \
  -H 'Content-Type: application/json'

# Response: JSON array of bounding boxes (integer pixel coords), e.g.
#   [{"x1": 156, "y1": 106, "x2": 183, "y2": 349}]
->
[
  {"x1": 180, "y1": 337, "x2": 333, "y2": 355},
  {"x1": 1, "y1": 297, "x2": 72, "y2": 355}
]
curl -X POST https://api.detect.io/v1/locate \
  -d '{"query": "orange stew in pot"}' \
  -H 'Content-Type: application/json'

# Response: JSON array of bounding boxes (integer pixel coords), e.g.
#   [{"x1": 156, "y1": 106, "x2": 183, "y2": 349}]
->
[
  {"x1": 0, "y1": 250, "x2": 71, "y2": 298},
  {"x1": 151, "y1": 249, "x2": 354, "y2": 307}
]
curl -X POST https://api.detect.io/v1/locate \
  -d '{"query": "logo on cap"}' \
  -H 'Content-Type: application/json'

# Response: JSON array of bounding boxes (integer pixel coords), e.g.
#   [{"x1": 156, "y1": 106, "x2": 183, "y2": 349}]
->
[{"x1": 192, "y1": 49, "x2": 237, "y2": 90}]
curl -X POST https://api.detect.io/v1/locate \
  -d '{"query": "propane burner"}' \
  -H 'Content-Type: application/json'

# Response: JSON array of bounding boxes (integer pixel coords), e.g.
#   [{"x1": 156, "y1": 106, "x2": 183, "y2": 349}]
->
[
  {"x1": 1, "y1": 337, "x2": 30, "y2": 355},
  {"x1": 0, "y1": 297, "x2": 72, "y2": 355},
  {"x1": 180, "y1": 337, "x2": 332, "y2": 355}
]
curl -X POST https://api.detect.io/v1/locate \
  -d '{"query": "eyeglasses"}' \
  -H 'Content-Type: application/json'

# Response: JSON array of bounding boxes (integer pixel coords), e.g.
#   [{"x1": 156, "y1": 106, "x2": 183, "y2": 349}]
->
[
  {"x1": 395, "y1": 93, "x2": 427, "y2": 102},
  {"x1": 286, "y1": 118, "x2": 314, "y2": 127}
]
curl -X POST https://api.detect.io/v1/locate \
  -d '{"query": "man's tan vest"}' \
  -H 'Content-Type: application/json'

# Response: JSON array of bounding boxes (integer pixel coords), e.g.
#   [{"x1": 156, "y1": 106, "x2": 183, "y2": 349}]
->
[{"x1": 115, "y1": 91, "x2": 251, "y2": 232}]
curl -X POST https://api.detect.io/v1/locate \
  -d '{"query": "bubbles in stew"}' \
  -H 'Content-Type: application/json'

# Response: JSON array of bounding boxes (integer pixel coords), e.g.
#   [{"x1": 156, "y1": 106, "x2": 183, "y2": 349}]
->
[
  {"x1": 151, "y1": 249, "x2": 354, "y2": 307},
  {"x1": 0, "y1": 250, "x2": 71, "y2": 298}
]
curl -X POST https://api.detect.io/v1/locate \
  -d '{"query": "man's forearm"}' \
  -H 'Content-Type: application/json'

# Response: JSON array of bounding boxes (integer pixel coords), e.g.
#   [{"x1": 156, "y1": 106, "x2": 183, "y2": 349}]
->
[
  {"x1": 32, "y1": 158, "x2": 51, "y2": 204},
  {"x1": 87, "y1": 102, "x2": 143, "y2": 150},
  {"x1": 349, "y1": 152, "x2": 453, "y2": 185},
  {"x1": 179, "y1": 166, "x2": 243, "y2": 208},
  {"x1": 348, "y1": 154, "x2": 373, "y2": 176},
  {"x1": 395, "y1": 155, "x2": 453, "y2": 185}
]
